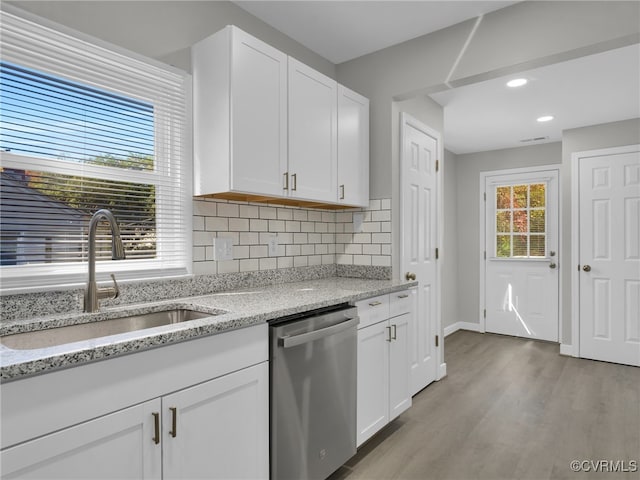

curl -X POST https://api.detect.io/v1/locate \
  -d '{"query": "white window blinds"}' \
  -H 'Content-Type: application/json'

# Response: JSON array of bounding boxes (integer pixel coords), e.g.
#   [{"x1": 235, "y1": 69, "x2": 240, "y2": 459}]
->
[{"x1": 0, "y1": 8, "x2": 191, "y2": 292}]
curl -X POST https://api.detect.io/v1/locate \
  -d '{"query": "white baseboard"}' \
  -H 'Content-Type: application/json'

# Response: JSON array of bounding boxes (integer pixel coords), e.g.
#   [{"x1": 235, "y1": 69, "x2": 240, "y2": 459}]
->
[
  {"x1": 444, "y1": 321, "x2": 483, "y2": 337},
  {"x1": 437, "y1": 362, "x2": 447, "y2": 380},
  {"x1": 560, "y1": 343, "x2": 575, "y2": 357}
]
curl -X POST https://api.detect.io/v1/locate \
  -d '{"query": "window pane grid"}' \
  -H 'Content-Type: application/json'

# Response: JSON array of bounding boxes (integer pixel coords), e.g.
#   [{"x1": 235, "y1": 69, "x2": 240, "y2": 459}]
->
[{"x1": 495, "y1": 183, "x2": 547, "y2": 258}]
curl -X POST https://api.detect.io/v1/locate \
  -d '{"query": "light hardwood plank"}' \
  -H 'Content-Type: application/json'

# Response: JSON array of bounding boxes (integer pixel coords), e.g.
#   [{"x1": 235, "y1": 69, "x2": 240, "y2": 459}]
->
[{"x1": 330, "y1": 331, "x2": 640, "y2": 480}]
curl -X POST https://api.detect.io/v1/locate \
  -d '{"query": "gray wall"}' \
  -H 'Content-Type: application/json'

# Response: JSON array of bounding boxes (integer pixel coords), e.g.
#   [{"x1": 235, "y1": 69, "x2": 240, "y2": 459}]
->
[
  {"x1": 454, "y1": 142, "x2": 563, "y2": 327},
  {"x1": 7, "y1": 1, "x2": 336, "y2": 78},
  {"x1": 561, "y1": 118, "x2": 640, "y2": 343},
  {"x1": 336, "y1": 1, "x2": 640, "y2": 199}
]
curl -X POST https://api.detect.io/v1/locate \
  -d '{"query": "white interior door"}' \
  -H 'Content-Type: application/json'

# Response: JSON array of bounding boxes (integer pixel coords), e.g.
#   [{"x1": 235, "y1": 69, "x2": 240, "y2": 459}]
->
[
  {"x1": 483, "y1": 169, "x2": 559, "y2": 342},
  {"x1": 400, "y1": 113, "x2": 439, "y2": 395},
  {"x1": 578, "y1": 147, "x2": 640, "y2": 366}
]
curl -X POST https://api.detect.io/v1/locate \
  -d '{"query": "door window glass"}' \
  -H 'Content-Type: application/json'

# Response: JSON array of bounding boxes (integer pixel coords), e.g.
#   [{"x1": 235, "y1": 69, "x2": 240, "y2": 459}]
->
[{"x1": 495, "y1": 183, "x2": 546, "y2": 258}]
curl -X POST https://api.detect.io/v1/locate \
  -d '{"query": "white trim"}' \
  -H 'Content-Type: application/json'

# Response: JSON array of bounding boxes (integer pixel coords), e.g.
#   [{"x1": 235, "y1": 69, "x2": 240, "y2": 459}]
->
[
  {"x1": 0, "y1": 7, "x2": 192, "y2": 294},
  {"x1": 399, "y1": 112, "x2": 444, "y2": 381},
  {"x1": 570, "y1": 144, "x2": 640, "y2": 358},
  {"x1": 559, "y1": 344, "x2": 575, "y2": 357},
  {"x1": 444, "y1": 321, "x2": 483, "y2": 337},
  {"x1": 438, "y1": 362, "x2": 447, "y2": 380},
  {"x1": 479, "y1": 165, "x2": 561, "y2": 339}
]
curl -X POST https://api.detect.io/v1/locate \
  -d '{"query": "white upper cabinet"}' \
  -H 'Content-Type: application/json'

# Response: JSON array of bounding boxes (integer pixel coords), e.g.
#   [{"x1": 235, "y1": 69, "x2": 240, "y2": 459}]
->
[
  {"x1": 287, "y1": 57, "x2": 338, "y2": 203},
  {"x1": 337, "y1": 85, "x2": 369, "y2": 207},
  {"x1": 192, "y1": 26, "x2": 287, "y2": 197},
  {"x1": 192, "y1": 25, "x2": 369, "y2": 208}
]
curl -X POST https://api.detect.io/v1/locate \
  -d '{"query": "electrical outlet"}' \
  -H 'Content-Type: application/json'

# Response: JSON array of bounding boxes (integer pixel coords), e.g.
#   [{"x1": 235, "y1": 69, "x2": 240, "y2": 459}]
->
[
  {"x1": 213, "y1": 237, "x2": 234, "y2": 261},
  {"x1": 267, "y1": 235, "x2": 279, "y2": 256},
  {"x1": 353, "y1": 212, "x2": 364, "y2": 233}
]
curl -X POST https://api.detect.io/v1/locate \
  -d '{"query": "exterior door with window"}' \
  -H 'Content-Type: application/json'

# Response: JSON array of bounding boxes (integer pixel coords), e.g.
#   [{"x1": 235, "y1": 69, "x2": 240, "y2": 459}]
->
[{"x1": 483, "y1": 169, "x2": 559, "y2": 342}]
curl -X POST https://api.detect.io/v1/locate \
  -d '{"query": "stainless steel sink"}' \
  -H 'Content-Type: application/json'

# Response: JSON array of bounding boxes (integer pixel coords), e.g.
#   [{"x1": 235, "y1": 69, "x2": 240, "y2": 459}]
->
[{"x1": 0, "y1": 308, "x2": 214, "y2": 350}]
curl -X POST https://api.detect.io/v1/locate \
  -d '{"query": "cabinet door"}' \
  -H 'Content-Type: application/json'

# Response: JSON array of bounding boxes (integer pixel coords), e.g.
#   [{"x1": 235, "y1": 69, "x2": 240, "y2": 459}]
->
[
  {"x1": 288, "y1": 57, "x2": 337, "y2": 202},
  {"x1": 162, "y1": 362, "x2": 269, "y2": 480},
  {"x1": 1, "y1": 399, "x2": 161, "y2": 479},
  {"x1": 389, "y1": 313, "x2": 412, "y2": 421},
  {"x1": 231, "y1": 28, "x2": 288, "y2": 196},
  {"x1": 337, "y1": 85, "x2": 369, "y2": 207},
  {"x1": 356, "y1": 321, "x2": 390, "y2": 447}
]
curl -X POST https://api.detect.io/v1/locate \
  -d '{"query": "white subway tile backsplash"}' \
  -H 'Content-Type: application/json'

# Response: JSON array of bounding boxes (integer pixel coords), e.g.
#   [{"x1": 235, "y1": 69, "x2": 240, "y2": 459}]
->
[
  {"x1": 259, "y1": 257, "x2": 277, "y2": 270},
  {"x1": 259, "y1": 206, "x2": 277, "y2": 219},
  {"x1": 206, "y1": 217, "x2": 228, "y2": 232},
  {"x1": 217, "y1": 203, "x2": 239, "y2": 217},
  {"x1": 228, "y1": 218, "x2": 249, "y2": 231},
  {"x1": 250, "y1": 219, "x2": 268, "y2": 231},
  {"x1": 192, "y1": 198, "x2": 391, "y2": 276},
  {"x1": 293, "y1": 210, "x2": 308, "y2": 221},
  {"x1": 239, "y1": 205, "x2": 259, "y2": 218},
  {"x1": 269, "y1": 220, "x2": 285, "y2": 232},
  {"x1": 277, "y1": 208, "x2": 293, "y2": 220},
  {"x1": 240, "y1": 258, "x2": 259, "y2": 272}
]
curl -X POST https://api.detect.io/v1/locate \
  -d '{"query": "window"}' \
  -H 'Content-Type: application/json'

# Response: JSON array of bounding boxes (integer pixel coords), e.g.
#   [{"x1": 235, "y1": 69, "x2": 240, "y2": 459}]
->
[
  {"x1": 495, "y1": 183, "x2": 546, "y2": 258},
  {"x1": 0, "y1": 9, "x2": 191, "y2": 292}
]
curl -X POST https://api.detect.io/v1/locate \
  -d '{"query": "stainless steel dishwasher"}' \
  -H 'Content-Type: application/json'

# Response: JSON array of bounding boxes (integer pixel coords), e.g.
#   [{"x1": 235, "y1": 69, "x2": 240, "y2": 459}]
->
[{"x1": 270, "y1": 303, "x2": 358, "y2": 480}]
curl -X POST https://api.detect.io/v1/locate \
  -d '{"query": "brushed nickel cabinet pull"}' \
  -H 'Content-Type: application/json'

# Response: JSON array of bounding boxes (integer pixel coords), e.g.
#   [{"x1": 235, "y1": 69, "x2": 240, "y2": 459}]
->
[
  {"x1": 392, "y1": 324, "x2": 397, "y2": 340},
  {"x1": 152, "y1": 412, "x2": 160, "y2": 445},
  {"x1": 291, "y1": 173, "x2": 297, "y2": 191},
  {"x1": 369, "y1": 301, "x2": 382, "y2": 307},
  {"x1": 386, "y1": 326, "x2": 392, "y2": 342},
  {"x1": 397, "y1": 294, "x2": 409, "y2": 299},
  {"x1": 283, "y1": 172, "x2": 289, "y2": 190},
  {"x1": 339, "y1": 185, "x2": 345, "y2": 199},
  {"x1": 169, "y1": 407, "x2": 177, "y2": 438}
]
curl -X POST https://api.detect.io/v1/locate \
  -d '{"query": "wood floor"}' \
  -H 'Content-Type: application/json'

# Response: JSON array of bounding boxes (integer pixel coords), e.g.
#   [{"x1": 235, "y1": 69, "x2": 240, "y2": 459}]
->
[{"x1": 330, "y1": 331, "x2": 640, "y2": 480}]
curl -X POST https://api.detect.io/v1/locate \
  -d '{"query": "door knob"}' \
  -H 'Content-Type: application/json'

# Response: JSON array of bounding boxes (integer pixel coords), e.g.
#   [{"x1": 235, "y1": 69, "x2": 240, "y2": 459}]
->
[
  {"x1": 405, "y1": 272, "x2": 416, "y2": 281},
  {"x1": 549, "y1": 262, "x2": 557, "y2": 269},
  {"x1": 583, "y1": 265, "x2": 591, "y2": 272}
]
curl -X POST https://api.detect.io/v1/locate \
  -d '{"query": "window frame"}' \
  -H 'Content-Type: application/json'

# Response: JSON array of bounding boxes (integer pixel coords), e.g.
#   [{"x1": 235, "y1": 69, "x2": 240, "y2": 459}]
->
[{"x1": 0, "y1": 6, "x2": 192, "y2": 294}]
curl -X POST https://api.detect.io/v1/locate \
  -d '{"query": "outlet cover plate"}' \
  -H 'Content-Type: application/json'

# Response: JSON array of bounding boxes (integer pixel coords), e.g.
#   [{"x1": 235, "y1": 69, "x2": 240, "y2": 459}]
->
[{"x1": 213, "y1": 237, "x2": 234, "y2": 261}]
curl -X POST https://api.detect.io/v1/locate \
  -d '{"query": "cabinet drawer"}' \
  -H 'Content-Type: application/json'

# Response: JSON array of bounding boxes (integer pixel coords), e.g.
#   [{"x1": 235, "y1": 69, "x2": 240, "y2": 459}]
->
[
  {"x1": 389, "y1": 290, "x2": 412, "y2": 318},
  {"x1": 355, "y1": 294, "x2": 390, "y2": 329}
]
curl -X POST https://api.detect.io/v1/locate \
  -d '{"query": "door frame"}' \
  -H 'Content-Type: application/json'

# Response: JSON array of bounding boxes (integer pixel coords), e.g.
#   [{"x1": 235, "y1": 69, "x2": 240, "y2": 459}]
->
[
  {"x1": 570, "y1": 144, "x2": 640, "y2": 358},
  {"x1": 479, "y1": 165, "x2": 562, "y2": 336},
  {"x1": 398, "y1": 112, "x2": 445, "y2": 380}
]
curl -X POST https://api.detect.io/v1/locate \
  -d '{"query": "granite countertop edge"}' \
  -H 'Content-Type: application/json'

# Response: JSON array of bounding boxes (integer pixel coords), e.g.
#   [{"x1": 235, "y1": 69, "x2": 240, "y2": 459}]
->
[{"x1": 1, "y1": 277, "x2": 416, "y2": 382}]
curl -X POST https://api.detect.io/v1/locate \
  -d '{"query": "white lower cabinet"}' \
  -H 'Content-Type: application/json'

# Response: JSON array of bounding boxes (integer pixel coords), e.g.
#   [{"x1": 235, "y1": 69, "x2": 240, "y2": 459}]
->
[
  {"x1": 2, "y1": 400, "x2": 162, "y2": 479},
  {"x1": 162, "y1": 363, "x2": 268, "y2": 480},
  {"x1": 1, "y1": 324, "x2": 269, "y2": 480},
  {"x1": 356, "y1": 293, "x2": 412, "y2": 447}
]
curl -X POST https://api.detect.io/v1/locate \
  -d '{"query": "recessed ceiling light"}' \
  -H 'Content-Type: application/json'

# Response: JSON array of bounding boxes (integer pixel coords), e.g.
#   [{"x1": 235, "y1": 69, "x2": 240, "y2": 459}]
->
[
  {"x1": 507, "y1": 78, "x2": 528, "y2": 88},
  {"x1": 537, "y1": 115, "x2": 554, "y2": 122}
]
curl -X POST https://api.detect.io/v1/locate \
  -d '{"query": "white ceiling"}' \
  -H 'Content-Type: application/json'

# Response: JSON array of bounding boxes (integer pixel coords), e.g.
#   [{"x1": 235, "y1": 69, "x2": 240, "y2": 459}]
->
[
  {"x1": 233, "y1": 1, "x2": 639, "y2": 155},
  {"x1": 431, "y1": 44, "x2": 640, "y2": 154},
  {"x1": 233, "y1": 1, "x2": 519, "y2": 64}
]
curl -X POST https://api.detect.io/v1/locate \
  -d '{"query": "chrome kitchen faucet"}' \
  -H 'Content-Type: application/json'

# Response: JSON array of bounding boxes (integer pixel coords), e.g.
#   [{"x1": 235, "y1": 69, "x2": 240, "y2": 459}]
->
[{"x1": 84, "y1": 209, "x2": 126, "y2": 313}]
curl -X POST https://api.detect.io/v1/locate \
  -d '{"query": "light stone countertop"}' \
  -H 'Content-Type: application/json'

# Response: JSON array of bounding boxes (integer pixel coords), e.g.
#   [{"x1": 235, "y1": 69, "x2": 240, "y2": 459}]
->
[{"x1": 0, "y1": 277, "x2": 416, "y2": 382}]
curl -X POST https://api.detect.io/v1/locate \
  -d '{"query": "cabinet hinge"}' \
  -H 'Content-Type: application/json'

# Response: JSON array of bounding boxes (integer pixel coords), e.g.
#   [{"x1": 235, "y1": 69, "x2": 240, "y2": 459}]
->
[
  {"x1": 483, "y1": 192, "x2": 486, "y2": 201},
  {"x1": 484, "y1": 251, "x2": 486, "y2": 260},
  {"x1": 435, "y1": 247, "x2": 439, "y2": 260},
  {"x1": 436, "y1": 159, "x2": 439, "y2": 172},
  {"x1": 483, "y1": 309, "x2": 487, "y2": 318},
  {"x1": 435, "y1": 335, "x2": 439, "y2": 347},
  {"x1": 577, "y1": 264, "x2": 580, "y2": 271}
]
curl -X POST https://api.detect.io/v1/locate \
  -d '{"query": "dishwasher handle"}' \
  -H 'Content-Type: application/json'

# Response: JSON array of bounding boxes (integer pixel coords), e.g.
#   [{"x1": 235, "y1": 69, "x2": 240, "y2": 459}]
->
[{"x1": 280, "y1": 317, "x2": 359, "y2": 348}]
